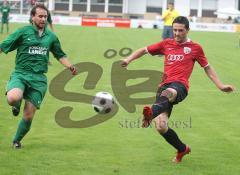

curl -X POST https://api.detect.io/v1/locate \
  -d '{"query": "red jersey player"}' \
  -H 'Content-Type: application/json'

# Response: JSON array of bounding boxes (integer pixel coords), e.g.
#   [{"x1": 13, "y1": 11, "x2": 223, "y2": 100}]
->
[{"x1": 121, "y1": 16, "x2": 235, "y2": 163}]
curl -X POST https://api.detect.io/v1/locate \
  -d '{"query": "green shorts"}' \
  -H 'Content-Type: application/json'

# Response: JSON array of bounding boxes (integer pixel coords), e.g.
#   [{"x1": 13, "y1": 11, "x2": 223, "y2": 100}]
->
[
  {"x1": 1, "y1": 17, "x2": 8, "y2": 24},
  {"x1": 6, "y1": 71, "x2": 47, "y2": 109}
]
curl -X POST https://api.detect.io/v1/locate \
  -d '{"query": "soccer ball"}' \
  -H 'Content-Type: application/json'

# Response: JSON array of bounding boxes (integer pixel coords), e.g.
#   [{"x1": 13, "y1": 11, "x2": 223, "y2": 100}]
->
[{"x1": 92, "y1": 92, "x2": 115, "y2": 114}]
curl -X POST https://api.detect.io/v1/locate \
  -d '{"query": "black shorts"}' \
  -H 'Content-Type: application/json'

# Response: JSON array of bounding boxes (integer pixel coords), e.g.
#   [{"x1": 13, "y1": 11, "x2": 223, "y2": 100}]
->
[{"x1": 155, "y1": 81, "x2": 188, "y2": 117}]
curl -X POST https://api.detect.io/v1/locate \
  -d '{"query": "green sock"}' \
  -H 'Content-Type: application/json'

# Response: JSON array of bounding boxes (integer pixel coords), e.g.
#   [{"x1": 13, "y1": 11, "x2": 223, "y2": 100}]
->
[
  {"x1": 13, "y1": 118, "x2": 32, "y2": 142},
  {"x1": 0, "y1": 24, "x2": 3, "y2": 33}
]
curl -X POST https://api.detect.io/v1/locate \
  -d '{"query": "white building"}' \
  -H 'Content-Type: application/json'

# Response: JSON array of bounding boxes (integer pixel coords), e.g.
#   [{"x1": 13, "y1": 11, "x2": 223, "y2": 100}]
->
[{"x1": 50, "y1": 0, "x2": 240, "y2": 18}]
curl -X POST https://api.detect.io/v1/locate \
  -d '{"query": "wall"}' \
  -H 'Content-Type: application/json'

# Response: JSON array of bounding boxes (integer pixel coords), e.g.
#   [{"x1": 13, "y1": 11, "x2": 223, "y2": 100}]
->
[
  {"x1": 218, "y1": 0, "x2": 237, "y2": 9},
  {"x1": 175, "y1": 0, "x2": 190, "y2": 16},
  {"x1": 127, "y1": 0, "x2": 146, "y2": 14},
  {"x1": 146, "y1": 0, "x2": 163, "y2": 7},
  {"x1": 217, "y1": 0, "x2": 238, "y2": 18}
]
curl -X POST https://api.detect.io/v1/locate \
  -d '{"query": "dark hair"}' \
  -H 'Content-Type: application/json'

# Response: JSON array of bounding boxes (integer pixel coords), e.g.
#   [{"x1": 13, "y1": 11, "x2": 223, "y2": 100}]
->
[
  {"x1": 172, "y1": 16, "x2": 189, "y2": 30},
  {"x1": 168, "y1": 2, "x2": 174, "y2": 5},
  {"x1": 30, "y1": 4, "x2": 49, "y2": 16}
]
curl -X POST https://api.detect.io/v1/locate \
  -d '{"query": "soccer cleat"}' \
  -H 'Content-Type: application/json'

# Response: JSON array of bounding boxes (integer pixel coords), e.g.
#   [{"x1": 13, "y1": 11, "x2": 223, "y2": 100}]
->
[
  {"x1": 12, "y1": 141, "x2": 22, "y2": 149},
  {"x1": 142, "y1": 106, "x2": 153, "y2": 128},
  {"x1": 172, "y1": 145, "x2": 191, "y2": 163},
  {"x1": 12, "y1": 100, "x2": 22, "y2": 117},
  {"x1": 12, "y1": 106, "x2": 20, "y2": 116}
]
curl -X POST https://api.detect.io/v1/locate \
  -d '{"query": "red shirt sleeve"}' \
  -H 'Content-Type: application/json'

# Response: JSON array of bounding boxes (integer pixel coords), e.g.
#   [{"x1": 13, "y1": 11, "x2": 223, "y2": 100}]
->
[
  {"x1": 196, "y1": 44, "x2": 209, "y2": 68},
  {"x1": 146, "y1": 40, "x2": 165, "y2": 56}
]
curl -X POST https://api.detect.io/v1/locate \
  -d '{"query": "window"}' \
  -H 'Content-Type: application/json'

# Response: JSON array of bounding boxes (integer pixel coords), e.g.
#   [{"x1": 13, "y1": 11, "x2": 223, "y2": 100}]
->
[
  {"x1": 73, "y1": 0, "x2": 87, "y2": 11},
  {"x1": 190, "y1": 9, "x2": 197, "y2": 16},
  {"x1": 146, "y1": 7, "x2": 162, "y2": 13},
  {"x1": 109, "y1": 0, "x2": 122, "y2": 4},
  {"x1": 146, "y1": 0, "x2": 162, "y2": 13},
  {"x1": 55, "y1": 0, "x2": 69, "y2": 11},
  {"x1": 108, "y1": 0, "x2": 122, "y2": 13},
  {"x1": 90, "y1": 0, "x2": 105, "y2": 12},
  {"x1": 55, "y1": 0, "x2": 69, "y2": 2},
  {"x1": 108, "y1": 6, "x2": 122, "y2": 13},
  {"x1": 91, "y1": 0, "x2": 105, "y2": 4},
  {"x1": 190, "y1": 0, "x2": 198, "y2": 16},
  {"x1": 202, "y1": 0, "x2": 217, "y2": 17},
  {"x1": 73, "y1": 0, "x2": 87, "y2": 3}
]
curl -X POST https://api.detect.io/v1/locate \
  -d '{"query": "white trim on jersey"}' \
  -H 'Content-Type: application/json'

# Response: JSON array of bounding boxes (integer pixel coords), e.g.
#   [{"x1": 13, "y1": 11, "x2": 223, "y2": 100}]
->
[
  {"x1": 203, "y1": 63, "x2": 210, "y2": 68},
  {"x1": 145, "y1": 47, "x2": 149, "y2": 54}
]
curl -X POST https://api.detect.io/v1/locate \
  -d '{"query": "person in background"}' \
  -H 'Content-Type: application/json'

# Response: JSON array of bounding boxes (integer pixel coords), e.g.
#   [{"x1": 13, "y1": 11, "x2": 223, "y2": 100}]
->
[
  {"x1": 0, "y1": 0, "x2": 10, "y2": 34},
  {"x1": 161, "y1": 2, "x2": 179, "y2": 39}
]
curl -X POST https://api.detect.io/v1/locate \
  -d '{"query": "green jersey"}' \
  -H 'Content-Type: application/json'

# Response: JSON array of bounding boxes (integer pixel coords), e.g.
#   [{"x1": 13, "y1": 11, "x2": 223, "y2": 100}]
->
[
  {"x1": 0, "y1": 25, "x2": 66, "y2": 73},
  {"x1": 1, "y1": 5, "x2": 10, "y2": 20}
]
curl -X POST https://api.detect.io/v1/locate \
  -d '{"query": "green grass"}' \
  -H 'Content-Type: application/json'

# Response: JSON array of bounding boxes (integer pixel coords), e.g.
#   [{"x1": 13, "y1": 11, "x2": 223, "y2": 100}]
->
[{"x1": 0, "y1": 23, "x2": 240, "y2": 175}]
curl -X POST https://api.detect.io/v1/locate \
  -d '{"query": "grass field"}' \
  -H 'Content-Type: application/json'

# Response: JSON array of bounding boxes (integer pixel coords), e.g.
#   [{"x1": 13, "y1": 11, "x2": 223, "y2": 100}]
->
[{"x1": 0, "y1": 23, "x2": 240, "y2": 175}]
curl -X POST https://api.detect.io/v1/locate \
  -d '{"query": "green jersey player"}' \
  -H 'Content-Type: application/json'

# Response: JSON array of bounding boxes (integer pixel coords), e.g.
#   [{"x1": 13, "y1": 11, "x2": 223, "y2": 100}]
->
[{"x1": 0, "y1": 4, "x2": 77, "y2": 148}]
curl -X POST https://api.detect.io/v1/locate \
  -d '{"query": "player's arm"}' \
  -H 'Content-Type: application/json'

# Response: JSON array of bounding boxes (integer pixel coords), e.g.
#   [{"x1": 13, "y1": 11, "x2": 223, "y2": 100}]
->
[
  {"x1": 51, "y1": 36, "x2": 77, "y2": 75},
  {"x1": 162, "y1": 11, "x2": 170, "y2": 20},
  {"x1": 204, "y1": 65, "x2": 235, "y2": 93},
  {"x1": 59, "y1": 57, "x2": 77, "y2": 75},
  {"x1": 121, "y1": 41, "x2": 164, "y2": 67},
  {"x1": 196, "y1": 45, "x2": 235, "y2": 93},
  {"x1": 0, "y1": 29, "x2": 22, "y2": 53},
  {"x1": 121, "y1": 47, "x2": 147, "y2": 67}
]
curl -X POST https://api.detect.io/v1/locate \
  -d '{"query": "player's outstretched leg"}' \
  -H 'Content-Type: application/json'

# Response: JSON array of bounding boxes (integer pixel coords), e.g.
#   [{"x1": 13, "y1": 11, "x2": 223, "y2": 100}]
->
[
  {"x1": 142, "y1": 88, "x2": 174, "y2": 128},
  {"x1": 12, "y1": 101, "x2": 36, "y2": 149},
  {"x1": 154, "y1": 112, "x2": 190, "y2": 163},
  {"x1": 13, "y1": 118, "x2": 32, "y2": 149}
]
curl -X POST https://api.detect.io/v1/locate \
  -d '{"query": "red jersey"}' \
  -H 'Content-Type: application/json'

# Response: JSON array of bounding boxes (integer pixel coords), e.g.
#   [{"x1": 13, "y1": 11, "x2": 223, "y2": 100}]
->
[{"x1": 146, "y1": 38, "x2": 209, "y2": 91}]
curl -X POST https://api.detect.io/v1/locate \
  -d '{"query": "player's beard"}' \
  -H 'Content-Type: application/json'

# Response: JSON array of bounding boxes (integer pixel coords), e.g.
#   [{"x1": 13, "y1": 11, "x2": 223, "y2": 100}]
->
[{"x1": 35, "y1": 22, "x2": 46, "y2": 30}]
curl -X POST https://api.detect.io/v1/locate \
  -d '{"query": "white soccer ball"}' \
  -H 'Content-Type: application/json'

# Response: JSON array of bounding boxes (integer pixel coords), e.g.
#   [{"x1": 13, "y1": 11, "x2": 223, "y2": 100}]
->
[{"x1": 92, "y1": 92, "x2": 115, "y2": 114}]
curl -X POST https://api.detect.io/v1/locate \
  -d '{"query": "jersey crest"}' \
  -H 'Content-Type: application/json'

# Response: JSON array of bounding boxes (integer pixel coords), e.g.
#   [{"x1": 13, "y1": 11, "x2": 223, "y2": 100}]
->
[{"x1": 183, "y1": 47, "x2": 191, "y2": 54}]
